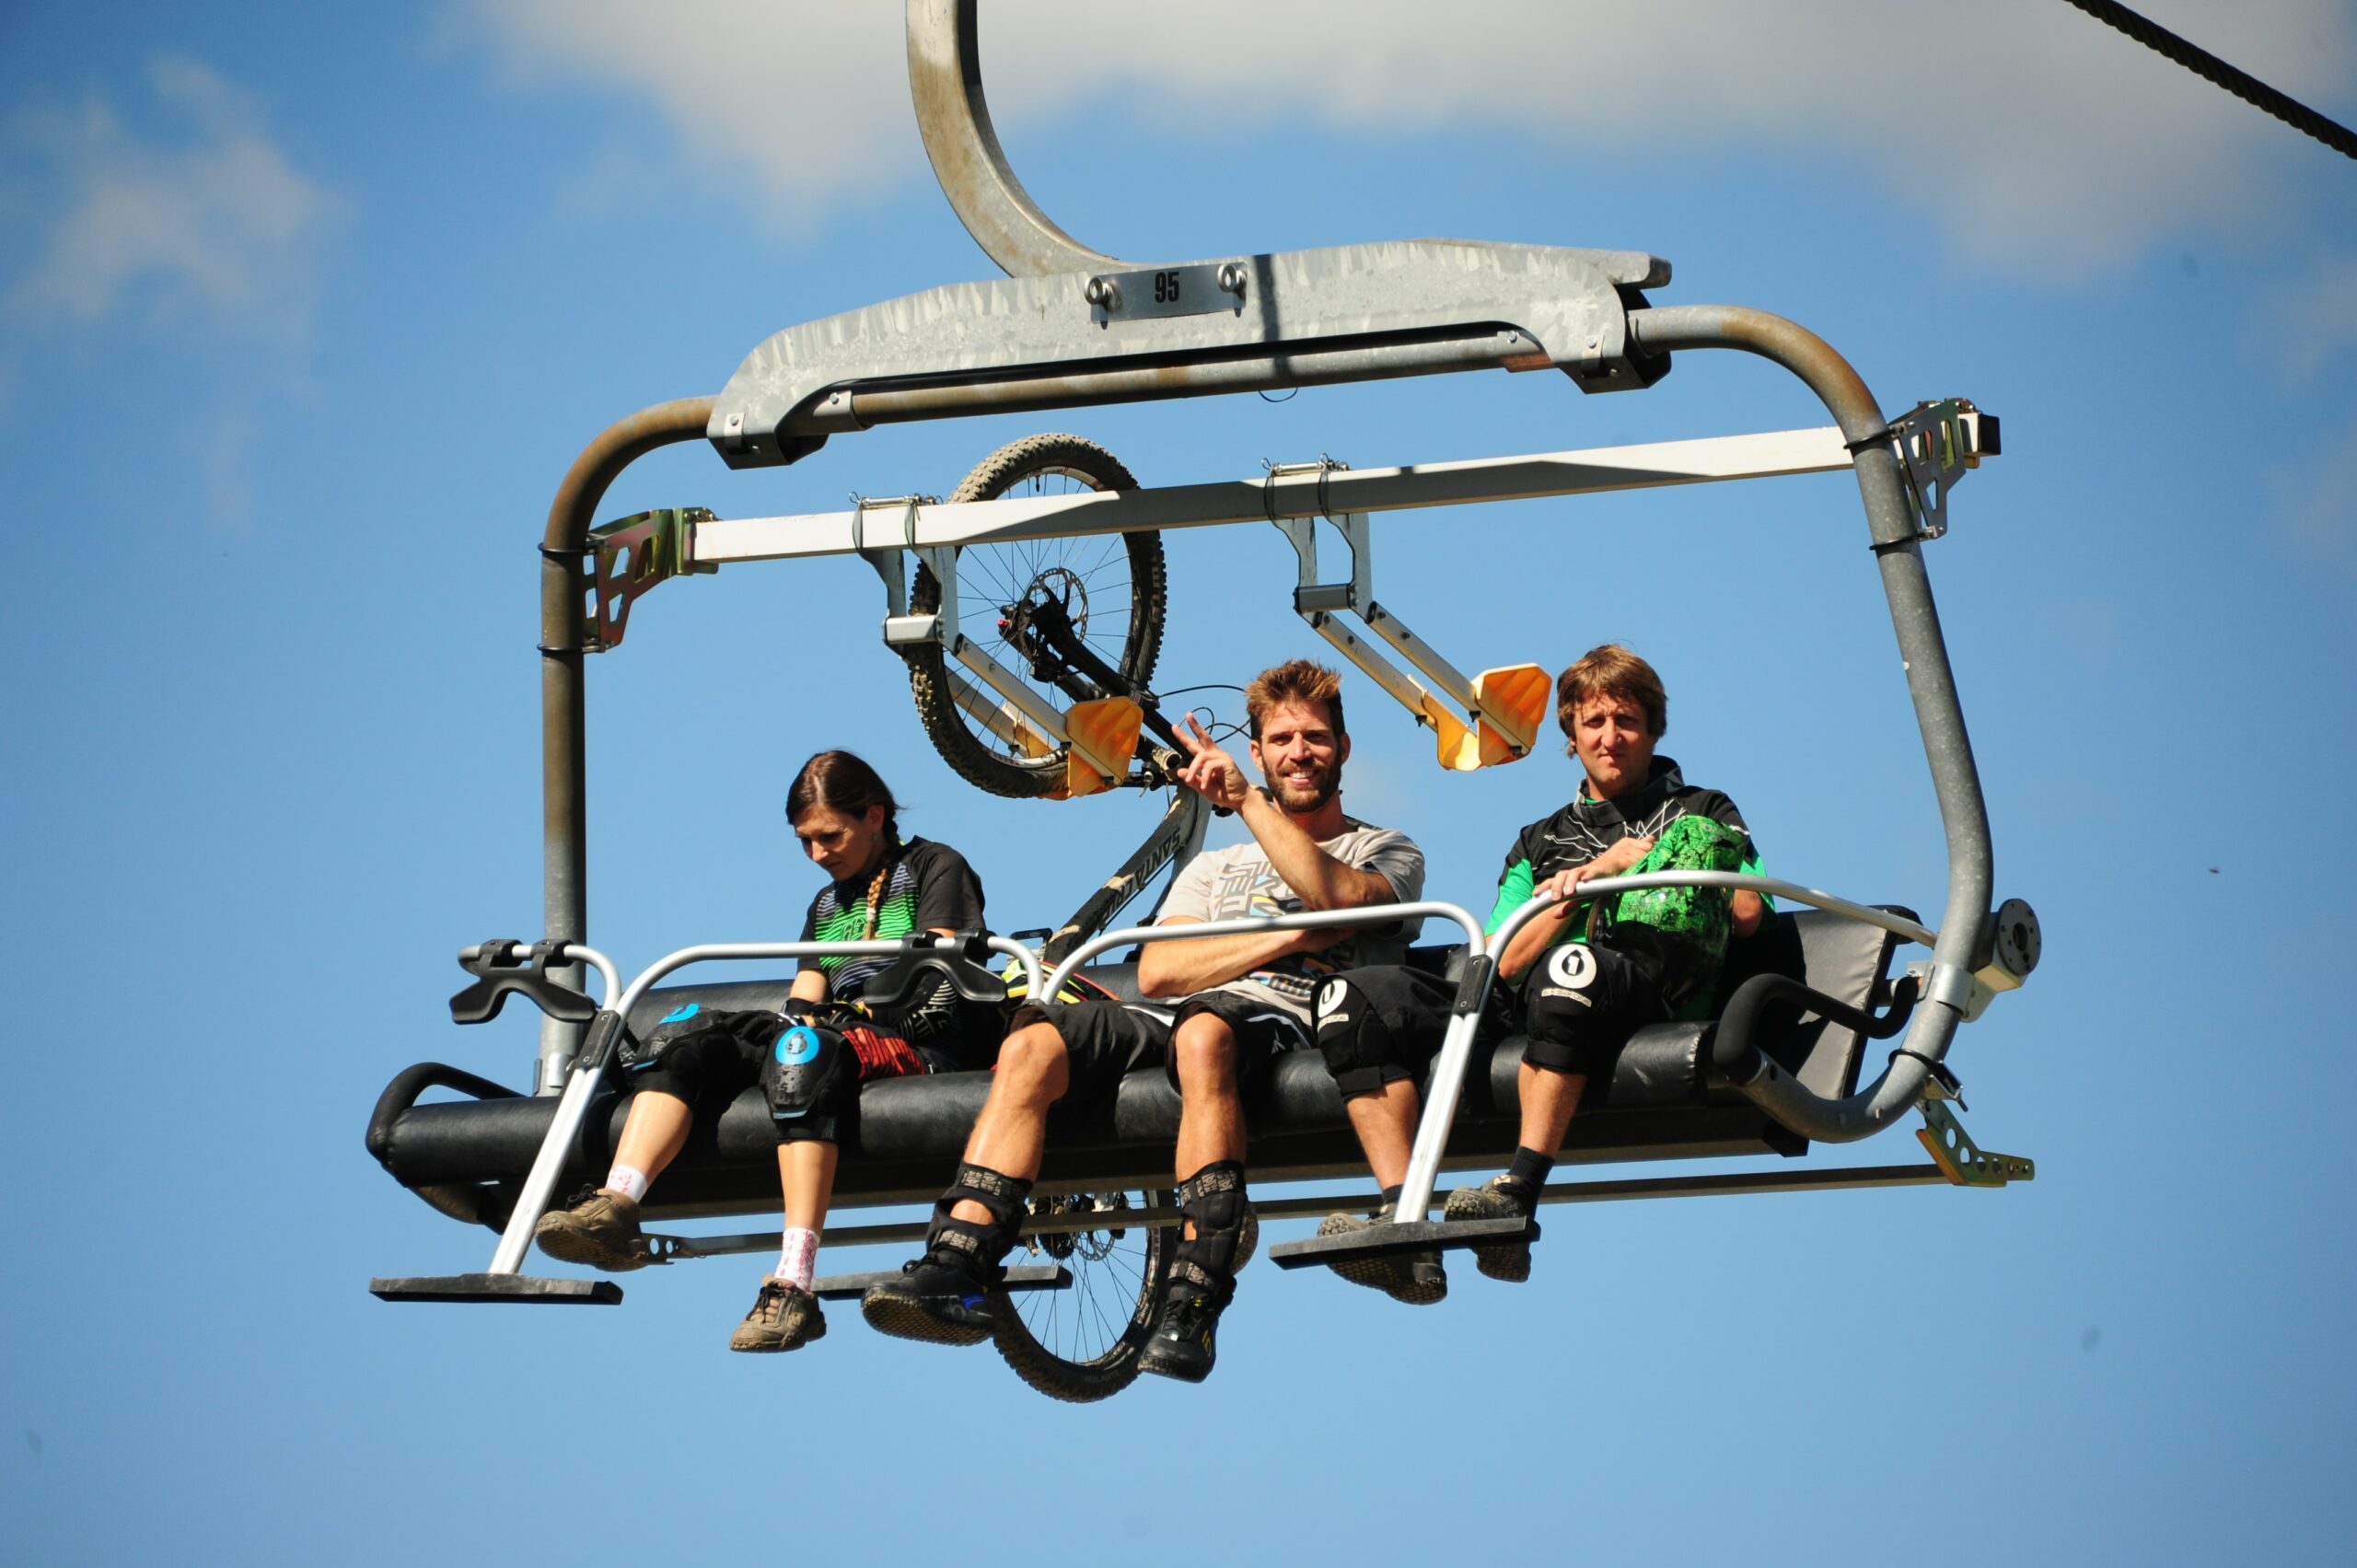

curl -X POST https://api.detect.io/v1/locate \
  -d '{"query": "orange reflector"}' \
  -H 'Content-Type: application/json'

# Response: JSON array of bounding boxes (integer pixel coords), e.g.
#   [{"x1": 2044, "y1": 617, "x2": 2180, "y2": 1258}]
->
[
  {"x1": 1472, "y1": 663, "x2": 1549, "y2": 764},
  {"x1": 1062, "y1": 697, "x2": 1143, "y2": 798}
]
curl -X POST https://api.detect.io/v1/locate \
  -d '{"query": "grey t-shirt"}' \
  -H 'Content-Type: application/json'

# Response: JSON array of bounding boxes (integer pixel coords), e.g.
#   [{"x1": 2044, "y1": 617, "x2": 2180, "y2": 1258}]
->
[{"x1": 1157, "y1": 815, "x2": 1426, "y2": 1028}]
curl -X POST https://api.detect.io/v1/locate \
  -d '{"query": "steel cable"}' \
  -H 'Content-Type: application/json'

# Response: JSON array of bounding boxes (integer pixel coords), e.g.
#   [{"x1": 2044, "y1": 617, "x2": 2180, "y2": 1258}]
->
[{"x1": 2060, "y1": 0, "x2": 2356, "y2": 161}]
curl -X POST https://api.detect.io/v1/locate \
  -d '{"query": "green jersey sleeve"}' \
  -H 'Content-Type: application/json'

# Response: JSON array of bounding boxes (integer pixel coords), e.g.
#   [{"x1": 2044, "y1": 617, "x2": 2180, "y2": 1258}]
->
[{"x1": 1485, "y1": 858, "x2": 1537, "y2": 937}]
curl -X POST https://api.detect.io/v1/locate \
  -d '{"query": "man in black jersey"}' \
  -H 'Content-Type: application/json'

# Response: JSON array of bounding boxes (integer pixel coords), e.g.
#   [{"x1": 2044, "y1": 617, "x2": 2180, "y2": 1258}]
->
[{"x1": 1310, "y1": 644, "x2": 1769, "y2": 1295}]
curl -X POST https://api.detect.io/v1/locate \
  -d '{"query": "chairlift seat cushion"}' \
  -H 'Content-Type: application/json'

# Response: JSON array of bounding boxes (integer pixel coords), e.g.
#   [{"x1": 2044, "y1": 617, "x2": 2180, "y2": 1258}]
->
[{"x1": 374, "y1": 910, "x2": 1908, "y2": 1217}]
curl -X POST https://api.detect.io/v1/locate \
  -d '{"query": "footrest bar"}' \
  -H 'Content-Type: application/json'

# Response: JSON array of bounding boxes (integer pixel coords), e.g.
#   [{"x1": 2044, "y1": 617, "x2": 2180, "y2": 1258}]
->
[
  {"x1": 370, "y1": 1273, "x2": 623, "y2": 1305},
  {"x1": 811, "y1": 1264, "x2": 1071, "y2": 1301},
  {"x1": 1267, "y1": 1216, "x2": 1536, "y2": 1270}
]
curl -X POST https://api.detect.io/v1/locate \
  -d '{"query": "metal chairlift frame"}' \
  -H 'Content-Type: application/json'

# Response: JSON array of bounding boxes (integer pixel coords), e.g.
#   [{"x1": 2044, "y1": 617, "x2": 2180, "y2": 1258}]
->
[{"x1": 389, "y1": 0, "x2": 2041, "y2": 1324}]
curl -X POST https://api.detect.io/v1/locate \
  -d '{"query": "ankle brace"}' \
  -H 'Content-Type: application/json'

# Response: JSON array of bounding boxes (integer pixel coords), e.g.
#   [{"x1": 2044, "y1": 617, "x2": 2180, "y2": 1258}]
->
[
  {"x1": 924, "y1": 1162, "x2": 1031, "y2": 1276},
  {"x1": 1175, "y1": 1160, "x2": 1249, "y2": 1280}
]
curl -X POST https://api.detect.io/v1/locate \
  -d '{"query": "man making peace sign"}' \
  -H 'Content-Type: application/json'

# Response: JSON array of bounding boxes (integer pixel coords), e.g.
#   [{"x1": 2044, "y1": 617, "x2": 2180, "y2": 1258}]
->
[{"x1": 864, "y1": 658, "x2": 1424, "y2": 1382}]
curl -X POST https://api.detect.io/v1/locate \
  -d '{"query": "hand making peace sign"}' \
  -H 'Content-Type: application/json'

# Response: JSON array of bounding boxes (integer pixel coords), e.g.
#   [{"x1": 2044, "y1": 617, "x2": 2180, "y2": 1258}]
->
[{"x1": 1173, "y1": 714, "x2": 1251, "y2": 811}]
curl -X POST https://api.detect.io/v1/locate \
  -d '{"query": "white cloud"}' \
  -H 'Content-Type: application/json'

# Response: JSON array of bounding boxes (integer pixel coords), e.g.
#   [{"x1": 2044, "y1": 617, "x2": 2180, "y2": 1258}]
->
[
  {"x1": 454, "y1": 0, "x2": 2353, "y2": 276},
  {"x1": 3, "y1": 55, "x2": 348, "y2": 342},
  {"x1": 0, "y1": 58, "x2": 349, "y2": 526}
]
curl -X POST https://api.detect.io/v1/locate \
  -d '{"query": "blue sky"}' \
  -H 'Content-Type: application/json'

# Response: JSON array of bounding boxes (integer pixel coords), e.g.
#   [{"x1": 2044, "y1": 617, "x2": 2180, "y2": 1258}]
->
[{"x1": 4, "y1": 2, "x2": 2354, "y2": 1562}]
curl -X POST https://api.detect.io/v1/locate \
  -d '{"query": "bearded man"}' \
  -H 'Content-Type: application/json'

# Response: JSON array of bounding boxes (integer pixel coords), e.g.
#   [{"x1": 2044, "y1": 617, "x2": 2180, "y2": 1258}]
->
[{"x1": 864, "y1": 658, "x2": 1425, "y2": 1382}]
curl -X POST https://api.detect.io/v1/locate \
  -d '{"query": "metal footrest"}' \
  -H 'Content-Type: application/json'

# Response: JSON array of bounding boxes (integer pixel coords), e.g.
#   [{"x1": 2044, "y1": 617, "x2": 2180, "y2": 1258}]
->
[
  {"x1": 1266, "y1": 1215, "x2": 1537, "y2": 1271},
  {"x1": 369, "y1": 1273, "x2": 624, "y2": 1305},
  {"x1": 810, "y1": 1263, "x2": 1071, "y2": 1301}
]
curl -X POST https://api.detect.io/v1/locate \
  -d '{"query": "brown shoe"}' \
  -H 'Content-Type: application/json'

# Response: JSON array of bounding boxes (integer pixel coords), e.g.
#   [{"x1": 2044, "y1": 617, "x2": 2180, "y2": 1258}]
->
[
  {"x1": 730, "y1": 1277, "x2": 826, "y2": 1353},
  {"x1": 534, "y1": 1189, "x2": 651, "y2": 1272}
]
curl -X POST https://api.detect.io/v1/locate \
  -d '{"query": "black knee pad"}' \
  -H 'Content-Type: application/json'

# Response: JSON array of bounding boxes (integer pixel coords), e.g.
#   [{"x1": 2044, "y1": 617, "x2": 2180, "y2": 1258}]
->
[
  {"x1": 1314, "y1": 976, "x2": 1418, "y2": 1099},
  {"x1": 615, "y1": 1000, "x2": 736, "y2": 1086},
  {"x1": 1519, "y1": 942, "x2": 1662, "y2": 1076},
  {"x1": 758, "y1": 1018, "x2": 851, "y2": 1120},
  {"x1": 924, "y1": 1162, "x2": 1032, "y2": 1274},
  {"x1": 1177, "y1": 1160, "x2": 1249, "y2": 1279}
]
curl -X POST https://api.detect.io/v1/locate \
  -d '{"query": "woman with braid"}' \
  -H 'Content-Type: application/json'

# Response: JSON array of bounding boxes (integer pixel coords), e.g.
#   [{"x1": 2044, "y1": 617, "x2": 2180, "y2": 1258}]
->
[{"x1": 536, "y1": 750, "x2": 993, "y2": 1353}]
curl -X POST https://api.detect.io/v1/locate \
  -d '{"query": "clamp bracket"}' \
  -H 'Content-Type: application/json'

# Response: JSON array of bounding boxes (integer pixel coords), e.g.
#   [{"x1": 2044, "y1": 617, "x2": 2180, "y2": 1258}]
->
[
  {"x1": 584, "y1": 507, "x2": 716, "y2": 653},
  {"x1": 1265, "y1": 458, "x2": 1547, "y2": 772},
  {"x1": 1882, "y1": 399, "x2": 1997, "y2": 543},
  {"x1": 1916, "y1": 1099, "x2": 2034, "y2": 1188}
]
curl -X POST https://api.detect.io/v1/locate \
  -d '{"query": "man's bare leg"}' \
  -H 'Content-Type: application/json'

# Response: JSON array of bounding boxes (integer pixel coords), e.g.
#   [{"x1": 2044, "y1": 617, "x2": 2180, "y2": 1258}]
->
[
  {"x1": 1171, "y1": 1013, "x2": 1244, "y2": 1186},
  {"x1": 1344, "y1": 1079, "x2": 1422, "y2": 1191},
  {"x1": 863, "y1": 1019, "x2": 1068, "y2": 1344},
  {"x1": 946, "y1": 1019, "x2": 1069, "y2": 1225},
  {"x1": 1515, "y1": 1060, "x2": 1587, "y2": 1159}
]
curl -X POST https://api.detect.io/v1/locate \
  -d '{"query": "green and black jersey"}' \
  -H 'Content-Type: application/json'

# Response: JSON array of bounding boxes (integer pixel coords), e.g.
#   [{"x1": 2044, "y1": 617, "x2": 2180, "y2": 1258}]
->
[
  {"x1": 1487, "y1": 758, "x2": 1769, "y2": 1010},
  {"x1": 796, "y1": 837, "x2": 988, "y2": 1055}
]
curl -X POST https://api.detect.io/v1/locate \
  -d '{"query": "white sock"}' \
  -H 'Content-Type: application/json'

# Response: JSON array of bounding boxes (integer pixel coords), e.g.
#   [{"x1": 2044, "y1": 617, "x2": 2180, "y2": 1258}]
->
[
  {"x1": 604, "y1": 1164, "x2": 649, "y2": 1202},
  {"x1": 776, "y1": 1226, "x2": 819, "y2": 1293}
]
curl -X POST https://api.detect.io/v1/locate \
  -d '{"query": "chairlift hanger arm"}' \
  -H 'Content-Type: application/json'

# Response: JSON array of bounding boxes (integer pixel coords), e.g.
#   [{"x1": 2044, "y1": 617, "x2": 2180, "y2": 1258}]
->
[{"x1": 905, "y1": 0, "x2": 1120, "y2": 278}]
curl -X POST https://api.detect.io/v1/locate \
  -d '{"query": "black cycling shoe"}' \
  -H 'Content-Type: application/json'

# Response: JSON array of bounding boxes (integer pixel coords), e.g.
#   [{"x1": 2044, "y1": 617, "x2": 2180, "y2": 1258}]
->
[
  {"x1": 1136, "y1": 1269, "x2": 1231, "y2": 1385},
  {"x1": 859, "y1": 1249, "x2": 999, "y2": 1347}
]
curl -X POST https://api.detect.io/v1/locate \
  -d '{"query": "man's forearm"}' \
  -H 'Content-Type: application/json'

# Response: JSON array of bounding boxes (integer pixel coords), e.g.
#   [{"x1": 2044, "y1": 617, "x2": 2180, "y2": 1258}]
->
[
  {"x1": 1235, "y1": 790, "x2": 1392, "y2": 911},
  {"x1": 1496, "y1": 900, "x2": 1581, "y2": 982},
  {"x1": 1136, "y1": 926, "x2": 1314, "y2": 997}
]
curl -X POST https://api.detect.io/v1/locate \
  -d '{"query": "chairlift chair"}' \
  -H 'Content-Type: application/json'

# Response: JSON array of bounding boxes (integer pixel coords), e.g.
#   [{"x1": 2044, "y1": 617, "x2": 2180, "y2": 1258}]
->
[{"x1": 368, "y1": 0, "x2": 2042, "y2": 1402}]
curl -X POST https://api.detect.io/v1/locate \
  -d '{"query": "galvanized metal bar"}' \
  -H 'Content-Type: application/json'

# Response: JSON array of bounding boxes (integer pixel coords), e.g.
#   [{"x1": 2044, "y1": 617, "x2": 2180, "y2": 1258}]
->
[
  {"x1": 1628, "y1": 306, "x2": 1995, "y2": 1143},
  {"x1": 816, "y1": 331, "x2": 1532, "y2": 432},
  {"x1": 691, "y1": 424, "x2": 1924, "y2": 566},
  {"x1": 1038, "y1": 900, "x2": 1487, "y2": 1004},
  {"x1": 904, "y1": 0, "x2": 1120, "y2": 278},
  {"x1": 643, "y1": 1162, "x2": 1975, "y2": 1260},
  {"x1": 537, "y1": 397, "x2": 718, "y2": 1094}
]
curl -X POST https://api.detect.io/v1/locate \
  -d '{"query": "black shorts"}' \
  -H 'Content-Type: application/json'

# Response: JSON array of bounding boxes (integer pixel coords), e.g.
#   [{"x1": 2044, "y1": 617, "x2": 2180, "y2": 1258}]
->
[
  {"x1": 623, "y1": 1006, "x2": 953, "y2": 1144},
  {"x1": 1034, "y1": 990, "x2": 1314, "y2": 1112},
  {"x1": 1513, "y1": 939, "x2": 1672, "y2": 1078},
  {"x1": 1310, "y1": 964, "x2": 1455, "y2": 1099}
]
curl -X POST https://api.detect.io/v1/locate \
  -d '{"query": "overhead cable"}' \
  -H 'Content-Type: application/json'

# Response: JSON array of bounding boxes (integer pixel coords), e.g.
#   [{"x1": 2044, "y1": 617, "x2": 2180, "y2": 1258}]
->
[{"x1": 2060, "y1": 0, "x2": 2356, "y2": 161}]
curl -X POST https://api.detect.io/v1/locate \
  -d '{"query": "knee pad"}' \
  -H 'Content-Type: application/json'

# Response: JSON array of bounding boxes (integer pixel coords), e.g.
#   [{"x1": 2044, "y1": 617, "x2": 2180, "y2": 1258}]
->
[
  {"x1": 616, "y1": 1000, "x2": 719, "y2": 1075},
  {"x1": 1313, "y1": 977, "x2": 1408, "y2": 1098},
  {"x1": 1520, "y1": 942, "x2": 1647, "y2": 1075},
  {"x1": 759, "y1": 1018, "x2": 852, "y2": 1123},
  {"x1": 1177, "y1": 1160, "x2": 1249, "y2": 1279}
]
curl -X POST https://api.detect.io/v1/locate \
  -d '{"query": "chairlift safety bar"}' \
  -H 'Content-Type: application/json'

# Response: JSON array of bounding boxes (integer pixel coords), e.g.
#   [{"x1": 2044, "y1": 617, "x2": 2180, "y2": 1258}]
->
[{"x1": 484, "y1": 935, "x2": 1044, "y2": 1278}]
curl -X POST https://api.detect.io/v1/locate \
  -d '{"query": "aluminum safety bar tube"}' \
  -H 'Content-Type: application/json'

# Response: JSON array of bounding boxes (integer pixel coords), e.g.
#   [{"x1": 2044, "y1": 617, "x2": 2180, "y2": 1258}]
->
[
  {"x1": 1036, "y1": 900, "x2": 1483, "y2": 1003},
  {"x1": 485, "y1": 935, "x2": 1044, "y2": 1275},
  {"x1": 1627, "y1": 307, "x2": 1993, "y2": 1142},
  {"x1": 536, "y1": 397, "x2": 720, "y2": 1093},
  {"x1": 1390, "y1": 891, "x2": 1565, "y2": 1218},
  {"x1": 1564, "y1": 871, "x2": 1938, "y2": 949},
  {"x1": 610, "y1": 935, "x2": 1043, "y2": 1023}
]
